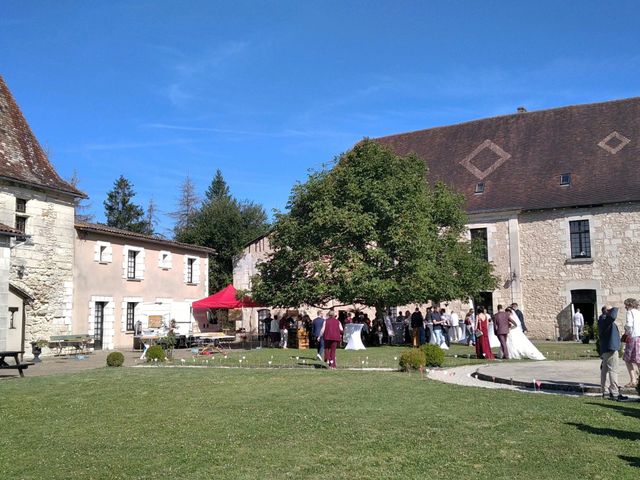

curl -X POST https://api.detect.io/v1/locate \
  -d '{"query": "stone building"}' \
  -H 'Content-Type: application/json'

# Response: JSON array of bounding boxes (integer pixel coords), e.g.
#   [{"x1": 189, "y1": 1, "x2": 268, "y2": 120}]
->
[
  {"x1": 375, "y1": 97, "x2": 640, "y2": 339},
  {"x1": 0, "y1": 75, "x2": 85, "y2": 350},
  {"x1": 73, "y1": 222, "x2": 212, "y2": 350},
  {"x1": 235, "y1": 97, "x2": 640, "y2": 339},
  {"x1": 1, "y1": 75, "x2": 214, "y2": 353}
]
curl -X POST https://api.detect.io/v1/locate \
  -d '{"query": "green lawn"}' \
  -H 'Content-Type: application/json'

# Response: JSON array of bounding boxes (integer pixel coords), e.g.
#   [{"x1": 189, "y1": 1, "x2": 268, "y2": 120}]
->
[
  {"x1": 174, "y1": 341, "x2": 599, "y2": 369},
  {"x1": 1, "y1": 367, "x2": 638, "y2": 479}
]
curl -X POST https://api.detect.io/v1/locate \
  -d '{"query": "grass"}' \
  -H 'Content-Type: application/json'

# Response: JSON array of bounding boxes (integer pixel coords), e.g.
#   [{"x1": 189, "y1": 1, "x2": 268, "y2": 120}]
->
[
  {"x1": 170, "y1": 341, "x2": 599, "y2": 370},
  {"x1": 1, "y1": 367, "x2": 639, "y2": 479}
]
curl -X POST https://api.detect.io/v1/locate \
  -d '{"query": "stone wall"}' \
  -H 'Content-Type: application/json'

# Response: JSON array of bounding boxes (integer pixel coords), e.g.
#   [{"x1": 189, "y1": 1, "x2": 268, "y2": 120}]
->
[
  {"x1": 519, "y1": 203, "x2": 640, "y2": 339},
  {"x1": 0, "y1": 181, "x2": 76, "y2": 349}
]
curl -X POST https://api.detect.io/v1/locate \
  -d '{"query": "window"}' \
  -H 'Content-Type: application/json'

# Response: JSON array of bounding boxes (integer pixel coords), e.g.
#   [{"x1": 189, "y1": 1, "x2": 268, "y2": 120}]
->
[
  {"x1": 99, "y1": 245, "x2": 107, "y2": 262},
  {"x1": 560, "y1": 173, "x2": 571, "y2": 186},
  {"x1": 126, "y1": 302, "x2": 136, "y2": 331},
  {"x1": 183, "y1": 256, "x2": 200, "y2": 284},
  {"x1": 158, "y1": 250, "x2": 172, "y2": 269},
  {"x1": 475, "y1": 182, "x2": 485, "y2": 194},
  {"x1": 127, "y1": 250, "x2": 137, "y2": 279},
  {"x1": 15, "y1": 198, "x2": 27, "y2": 213},
  {"x1": 470, "y1": 227, "x2": 488, "y2": 261},
  {"x1": 186, "y1": 258, "x2": 195, "y2": 283},
  {"x1": 569, "y1": 220, "x2": 591, "y2": 258},
  {"x1": 15, "y1": 216, "x2": 26, "y2": 234}
]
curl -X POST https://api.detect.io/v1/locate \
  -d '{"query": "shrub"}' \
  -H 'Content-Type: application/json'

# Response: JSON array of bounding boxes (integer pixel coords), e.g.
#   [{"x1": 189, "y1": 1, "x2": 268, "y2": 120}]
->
[
  {"x1": 106, "y1": 351, "x2": 125, "y2": 367},
  {"x1": 399, "y1": 349, "x2": 426, "y2": 371},
  {"x1": 146, "y1": 345, "x2": 166, "y2": 362},
  {"x1": 421, "y1": 344, "x2": 445, "y2": 367}
]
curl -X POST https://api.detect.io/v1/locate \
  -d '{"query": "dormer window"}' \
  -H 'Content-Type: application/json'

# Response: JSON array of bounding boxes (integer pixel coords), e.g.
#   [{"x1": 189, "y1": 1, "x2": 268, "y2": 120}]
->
[
  {"x1": 475, "y1": 182, "x2": 485, "y2": 194},
  {"x1": 560, "y1": 174, "x2": 571, "y2": 186}
]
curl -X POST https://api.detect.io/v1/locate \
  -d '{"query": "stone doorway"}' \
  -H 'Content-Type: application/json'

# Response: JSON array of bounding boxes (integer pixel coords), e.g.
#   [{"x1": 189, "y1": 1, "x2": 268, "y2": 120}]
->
[{"x1": 571, "y1": 289, "x2": 597, "y2": 337}]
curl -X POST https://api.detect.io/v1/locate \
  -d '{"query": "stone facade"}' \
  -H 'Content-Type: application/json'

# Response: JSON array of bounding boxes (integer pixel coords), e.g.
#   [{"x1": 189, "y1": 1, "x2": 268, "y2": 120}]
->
[{"x1": 0, "y1": 182, "x2": 76, "y2": 349}]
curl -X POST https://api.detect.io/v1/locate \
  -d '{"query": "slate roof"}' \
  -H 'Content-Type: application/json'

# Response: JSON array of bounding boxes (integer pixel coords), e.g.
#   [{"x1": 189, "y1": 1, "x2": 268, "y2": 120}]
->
[
  {"x1": 75, "y1": 222, "x2": 216, "y2": 254},
  {"x1": 0, "y1": 75, "x2": 85, "y2": 197},
  {"x1": 375, "y1": 97, "x2": 640, "y2": 214}
]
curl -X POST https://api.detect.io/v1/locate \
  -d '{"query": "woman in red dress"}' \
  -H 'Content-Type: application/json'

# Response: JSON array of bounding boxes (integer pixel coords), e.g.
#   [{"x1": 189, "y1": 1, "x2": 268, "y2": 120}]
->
[
  {"x1": 320, "y1": 310, "x2": 343, "y2": 369},
  {"x1": 475, "y1": 307, "x2": 494, "y2": 360}
]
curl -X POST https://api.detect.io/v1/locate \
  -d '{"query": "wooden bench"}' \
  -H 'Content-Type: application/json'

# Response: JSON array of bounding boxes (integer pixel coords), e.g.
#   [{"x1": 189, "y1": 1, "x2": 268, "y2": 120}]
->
[
  {"x1": 0, "y1": 351, "x2": 35, "y2": 377},
  {"x1": 48, "y1": 335, "x2": 94, "y2": 356}
]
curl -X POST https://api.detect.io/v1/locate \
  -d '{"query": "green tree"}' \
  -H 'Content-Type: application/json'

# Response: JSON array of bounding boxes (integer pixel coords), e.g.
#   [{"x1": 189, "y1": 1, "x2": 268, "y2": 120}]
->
[
  {"x1": 174, "y1": 170, "x2": 269, "y2": 292},
  {"x1": 205, "y1": 169, "x2": 230, "y2": 202},
  {"x1": 103, "y1": 175, "x2": 147, "y2": 233},
  {"x1": 251, "y1": 139, "x2": 497, "y2": 317}
]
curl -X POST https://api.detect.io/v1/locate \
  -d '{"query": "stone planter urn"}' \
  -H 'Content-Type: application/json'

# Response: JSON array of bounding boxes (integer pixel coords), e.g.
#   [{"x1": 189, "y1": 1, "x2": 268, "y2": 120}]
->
[{"x1": 30, "y1": 342, "x2": 43, "y2": 362}]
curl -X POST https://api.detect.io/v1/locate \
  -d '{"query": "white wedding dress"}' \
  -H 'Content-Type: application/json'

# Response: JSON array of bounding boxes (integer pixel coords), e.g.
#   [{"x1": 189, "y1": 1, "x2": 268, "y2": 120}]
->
[
  {"x1": 487, "y1": 320, "x2": 501, "y2": 349},
  {"x1": 507, "y1": 314, "x2": 545, "y2": 360}
]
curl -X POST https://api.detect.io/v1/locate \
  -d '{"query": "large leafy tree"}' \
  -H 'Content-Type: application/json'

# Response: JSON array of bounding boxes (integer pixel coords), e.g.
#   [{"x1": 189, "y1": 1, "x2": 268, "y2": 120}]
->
[
  {"x1": 103, "y1": 175, "x2": 148, "y2": 233},
  {"x1": 175, "y1": 170, "x2": 269, "y2": 292},
  {"x1": 251, "y1": 140, "x2": 497, "y2": 316}
]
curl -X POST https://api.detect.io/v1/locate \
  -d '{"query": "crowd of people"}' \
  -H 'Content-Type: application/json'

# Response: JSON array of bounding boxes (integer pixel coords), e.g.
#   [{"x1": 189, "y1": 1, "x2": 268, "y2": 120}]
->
[{"x1": 259, "y1": 302, "x2": 549, "y2": 363}]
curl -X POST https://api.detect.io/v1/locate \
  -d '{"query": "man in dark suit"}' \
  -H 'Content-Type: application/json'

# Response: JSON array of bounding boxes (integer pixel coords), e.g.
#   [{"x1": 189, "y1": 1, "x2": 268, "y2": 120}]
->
[
  {"x1": 511, "y1": 303, "x2": 527, "y2": 333},
  {"x1": 598, "y1": 305, "x2": 628, "y2": 401},
  {"x1": 493, "y1": 304, "x2": 515, "y2": 359}
]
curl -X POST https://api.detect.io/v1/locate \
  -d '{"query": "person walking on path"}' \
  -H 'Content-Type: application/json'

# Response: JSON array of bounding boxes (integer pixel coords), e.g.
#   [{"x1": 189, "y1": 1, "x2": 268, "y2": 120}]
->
[
  {"x1": 598, "y1": 305, "x2": 628, "y2": 401},
  {"x1": 622, "y1": 298, "x2": 640, "y2": 388},
  {"x1": 320, "y1": 311, "x2": 343, "y2": 369},
  {"x1": 573, "y1": 308, "x2": 585, "y2": 341},
  {"x1": 493, "y1": 305, "x2": 515, "y2": 360},
  {"x1": 312, "y1": 311, "x2": 325, "y2": 362}
]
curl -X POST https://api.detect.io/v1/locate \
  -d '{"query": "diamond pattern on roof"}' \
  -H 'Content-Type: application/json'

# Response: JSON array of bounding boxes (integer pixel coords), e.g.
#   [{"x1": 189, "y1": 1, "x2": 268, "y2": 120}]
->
[
  {"x1": 459, "y1": 140, "x2": 512, "y2": 180},
  {"x1": 598, "y1": 131, "x2": 630, "y2": 155}
]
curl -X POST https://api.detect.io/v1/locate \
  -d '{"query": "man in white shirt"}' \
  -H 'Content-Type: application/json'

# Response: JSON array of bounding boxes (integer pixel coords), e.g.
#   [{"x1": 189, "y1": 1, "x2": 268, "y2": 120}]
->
[
  {"x1": 449, "y1": 311, "x2": 460, "y2": 342},
  {"x1": 573, "y1": 308, "x2": 585, "y2": 341}
]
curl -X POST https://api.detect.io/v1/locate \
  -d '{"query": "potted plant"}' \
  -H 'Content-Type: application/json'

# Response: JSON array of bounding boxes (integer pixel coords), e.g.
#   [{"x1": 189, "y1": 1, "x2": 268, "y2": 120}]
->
[
  {"x1": 579, "y1": 325, "x2": 590, "y2": 344},
  {"x1": 30, "y1": 339, "x2": 48, "y2": 362}
]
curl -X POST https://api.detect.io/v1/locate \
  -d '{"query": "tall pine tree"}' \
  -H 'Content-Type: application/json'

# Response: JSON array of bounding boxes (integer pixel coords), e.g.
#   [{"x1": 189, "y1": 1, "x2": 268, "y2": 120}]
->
[
  {"x1": 103, "y1": 175, "x2": 147, "y2": 233},
  {"x1": 174, "y1": 170, "x2": 269, "y2": 292}
]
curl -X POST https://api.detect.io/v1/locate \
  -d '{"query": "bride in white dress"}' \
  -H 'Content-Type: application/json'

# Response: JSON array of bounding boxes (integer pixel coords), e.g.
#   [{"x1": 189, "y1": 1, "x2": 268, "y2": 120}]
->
[{"x1": 506, "y1": 308, "x2": 545, "y2": 360}]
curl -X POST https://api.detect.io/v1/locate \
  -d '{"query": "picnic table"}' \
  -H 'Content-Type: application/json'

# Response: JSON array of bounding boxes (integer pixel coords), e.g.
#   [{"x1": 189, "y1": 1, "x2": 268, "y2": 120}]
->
[
  {"x1": 0, "y1": 351, "x2": 35, "y2": 377},
  {"x1": 48, "y1": 335, "x2": 94, "y2": 356},
  {"x1": 190, "y1": 332, "x2": 235, "y2": 355}
]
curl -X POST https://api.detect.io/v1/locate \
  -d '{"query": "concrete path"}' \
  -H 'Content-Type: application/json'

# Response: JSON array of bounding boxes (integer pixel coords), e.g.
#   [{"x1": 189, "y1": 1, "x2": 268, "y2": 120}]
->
[{"x1": 427, "y1": 359, "x2": 639, "y2": 398}]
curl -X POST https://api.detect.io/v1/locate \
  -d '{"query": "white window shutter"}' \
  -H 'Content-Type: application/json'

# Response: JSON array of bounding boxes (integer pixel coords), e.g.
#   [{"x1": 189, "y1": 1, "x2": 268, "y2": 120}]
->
[
  {"x1": 137, "y1": 248, "x2": 145, "y2": 279},
  {"x1": 121, "y1": 301, "x2": 127, "y2": 332},
  {"x1": 193, "y1": 258, "x2": 201, "y2": 284},
  {"x1": 94, "y1": 243, "x2": 101, "y2": 262},
  {"x1": 105, "y1": 243, "x2": 113, "y2": 263}
]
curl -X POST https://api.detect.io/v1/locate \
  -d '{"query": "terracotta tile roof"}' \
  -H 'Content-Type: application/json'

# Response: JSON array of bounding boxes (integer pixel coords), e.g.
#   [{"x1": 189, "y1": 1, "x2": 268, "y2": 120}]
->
[
  {"x1": 75, "y1": 222, "x2": 216, "y2": 254},
  {"x1": 375, "y1": 97, "x2": 640, "y2": 214},
  {"x1": 0, "y1": 222, "x2": 23, "y2": 236},
  {"x1": 0, "y1": 76, "x2": 85, "y2": 197}
]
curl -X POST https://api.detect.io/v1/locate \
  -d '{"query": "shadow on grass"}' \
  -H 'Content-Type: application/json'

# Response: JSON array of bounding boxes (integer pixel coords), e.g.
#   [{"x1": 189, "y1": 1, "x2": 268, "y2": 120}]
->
[
  {"x1": 566, "y1": 422, "x2": 640, "y2": 441},
  {"x1": 619, "y1": 456, "x2": 640, "y2": 468},
  {"x1": 585, "y1": 401, "x2": 640, "y2": 420}
]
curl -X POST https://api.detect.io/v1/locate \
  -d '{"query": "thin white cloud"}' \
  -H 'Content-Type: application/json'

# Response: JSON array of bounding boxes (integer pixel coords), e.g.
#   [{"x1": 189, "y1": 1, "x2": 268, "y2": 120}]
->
[
  {"x1": 65, "y1": 138, "x2": 195, "y2": 153},
  {"x1": 142, "y1": 123, "x2": 361, "y2": 139}
]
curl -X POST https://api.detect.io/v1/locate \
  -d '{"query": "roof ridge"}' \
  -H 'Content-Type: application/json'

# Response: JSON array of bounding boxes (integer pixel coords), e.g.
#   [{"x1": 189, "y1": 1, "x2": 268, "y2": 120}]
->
[
  {"x1": 375, "y1": 95, "x2": 640, "y2": 141},
  {"x1": 74, "y1": 221, "x2": 215, "y2": 253}
]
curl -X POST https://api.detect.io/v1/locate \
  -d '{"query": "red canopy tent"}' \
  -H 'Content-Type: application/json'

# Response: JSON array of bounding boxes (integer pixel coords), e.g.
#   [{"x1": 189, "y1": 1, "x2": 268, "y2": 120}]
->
[{"x1": 192, "y1": 284, "x2": 261, "y2": 309}]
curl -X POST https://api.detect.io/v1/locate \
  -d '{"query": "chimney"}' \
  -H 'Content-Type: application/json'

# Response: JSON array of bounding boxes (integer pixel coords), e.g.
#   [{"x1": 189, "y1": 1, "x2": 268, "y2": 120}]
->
[{"x1": 517, "y1": 106, "x2": 527, "y2": 113}]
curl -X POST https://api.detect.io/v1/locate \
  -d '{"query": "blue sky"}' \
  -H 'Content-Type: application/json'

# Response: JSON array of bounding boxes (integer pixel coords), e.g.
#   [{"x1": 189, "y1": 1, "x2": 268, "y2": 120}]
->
[{"x1": 2, "y1": 1, "x2": 639, "y2": 236}]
